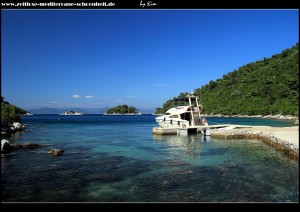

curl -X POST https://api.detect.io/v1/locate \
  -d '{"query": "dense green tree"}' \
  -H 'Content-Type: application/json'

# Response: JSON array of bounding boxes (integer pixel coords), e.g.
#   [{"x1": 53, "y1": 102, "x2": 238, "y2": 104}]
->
[
  {"x1": 1, "y1": 96, "x2": 28, "y2": 124},
  {"x1": 155, "y1": 43, "x2": 299, "y2": 116},
  {"x1": 106, "y1": 104, "x2": 140, "y2": 114}
]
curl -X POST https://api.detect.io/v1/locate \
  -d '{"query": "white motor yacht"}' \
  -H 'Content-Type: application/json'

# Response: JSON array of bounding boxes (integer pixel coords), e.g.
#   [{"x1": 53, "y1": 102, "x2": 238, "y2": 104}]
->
[
  {"x1": 155, "y1": 94, "x2": 208, "y2": 128},
  {"x1": 59, "y1": 111, "x2": 83, "y2": 115}
]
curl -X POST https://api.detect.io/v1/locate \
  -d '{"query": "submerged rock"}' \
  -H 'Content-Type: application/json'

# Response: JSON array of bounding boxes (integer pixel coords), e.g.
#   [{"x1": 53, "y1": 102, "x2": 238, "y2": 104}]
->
[
  {"x1": 22, "y1": 143, "x2": 40, "y2": 149},
  {"x1": 9, "y1": 143, "x2": 40, "y2": 149},
  {"x1": 48, "y1": 149, "x2": 64, "y2": 156},
  {"x1": 1, "y1": 140, "x2": 40, "y2": 155}
]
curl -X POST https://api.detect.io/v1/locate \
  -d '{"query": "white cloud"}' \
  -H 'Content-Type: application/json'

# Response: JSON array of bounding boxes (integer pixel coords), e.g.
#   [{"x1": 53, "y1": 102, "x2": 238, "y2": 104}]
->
[
  {"x1": 85, "y1": 96, "x2": 94, "y2": 99},
  {"x1": 73, "y1": 95, "x2": 80, "y2": 98},
  {"x1": 125, "y1": 95, "x2": 137, "y2": 98},
  {"x1": 116, "y1": 99, "x2": 124, "y2": 102},
  {"x1": 154, "y1": 83, "x2": 167, "y2": 87}
]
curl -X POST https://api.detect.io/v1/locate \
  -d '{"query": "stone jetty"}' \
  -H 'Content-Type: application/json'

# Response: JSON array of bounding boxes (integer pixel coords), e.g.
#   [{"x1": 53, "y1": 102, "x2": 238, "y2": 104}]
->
[{"x1": 211, "y1": 126, "x2": 299, "y2": 159}]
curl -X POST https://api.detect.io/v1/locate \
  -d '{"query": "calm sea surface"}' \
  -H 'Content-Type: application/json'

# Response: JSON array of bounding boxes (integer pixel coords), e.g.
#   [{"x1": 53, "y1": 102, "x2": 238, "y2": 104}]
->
[{"x1": 1, "y1": 115, "x2": 298, "y2": 202}]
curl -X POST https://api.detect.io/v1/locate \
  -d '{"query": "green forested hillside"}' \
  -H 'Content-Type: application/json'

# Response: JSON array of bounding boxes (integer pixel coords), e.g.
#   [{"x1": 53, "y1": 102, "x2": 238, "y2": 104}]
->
[
  {"x1": 155, "y1": 43, "x2": 299, "y2": 116},
  {"x1": 1, "y1": 96, "x2": 28, "y2": 124}
]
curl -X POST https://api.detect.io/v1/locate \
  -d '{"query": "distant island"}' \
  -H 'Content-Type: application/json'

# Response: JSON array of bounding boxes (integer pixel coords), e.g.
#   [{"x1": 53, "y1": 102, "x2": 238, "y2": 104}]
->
[{"x1": 104, "y1": 104, "x2": 141, "y2": 115}]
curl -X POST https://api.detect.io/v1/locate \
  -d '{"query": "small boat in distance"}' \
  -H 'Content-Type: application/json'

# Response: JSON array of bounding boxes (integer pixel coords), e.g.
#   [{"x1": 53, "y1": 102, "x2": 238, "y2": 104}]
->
[
  {"x1": 59, "y1": 111, "x2": 83, "y2": 115},
  {"x1": 22, "y1": 112, "x2": 33, "y2": 116}
]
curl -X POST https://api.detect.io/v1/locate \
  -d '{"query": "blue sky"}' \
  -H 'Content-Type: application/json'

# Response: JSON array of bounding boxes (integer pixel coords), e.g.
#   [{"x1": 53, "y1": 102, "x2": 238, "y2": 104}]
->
[{"x1": 2, "y1": 9, "x2": 299, "y2": 110}]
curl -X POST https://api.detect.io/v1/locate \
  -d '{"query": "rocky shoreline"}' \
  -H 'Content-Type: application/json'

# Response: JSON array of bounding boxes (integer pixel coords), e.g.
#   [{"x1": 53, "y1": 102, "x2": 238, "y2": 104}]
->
[
  {"x1": 210, "y1": 126, "x2": 299, "y2": 159},
  {"x1": 1, "y1": 139, "x2": 65, "y2": 158},
  {"x1": 1, "y1": 121, "x2": 27, "y2": 134},
  {"x1": 1, "y1": 122, "x2": 64, "y2": 158}
]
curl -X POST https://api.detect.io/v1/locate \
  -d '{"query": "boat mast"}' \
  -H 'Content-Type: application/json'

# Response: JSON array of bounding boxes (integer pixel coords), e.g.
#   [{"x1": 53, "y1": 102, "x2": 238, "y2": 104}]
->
[
  {"x1": 188, "y1": 94, "x2": 195, "y2": 126},
  {"x1": 195, "y1": 96, "x2": 201, "y2": 119},
  {"x1": 189, "y1": 93, "x2": 201, "y2": 126}
]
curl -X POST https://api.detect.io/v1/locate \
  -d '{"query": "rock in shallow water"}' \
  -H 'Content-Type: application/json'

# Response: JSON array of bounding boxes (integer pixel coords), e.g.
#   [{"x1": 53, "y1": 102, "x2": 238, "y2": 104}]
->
[
  {"x1": 1, "y1": 139, "x2": 11, "y2": 153},
  {"x1": 48, "y1": 149, "x2": 64, "y2": 156}
]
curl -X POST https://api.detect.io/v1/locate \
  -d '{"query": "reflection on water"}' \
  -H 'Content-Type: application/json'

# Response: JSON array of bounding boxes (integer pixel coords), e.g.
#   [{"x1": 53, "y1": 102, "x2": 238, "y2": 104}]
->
[{"x1": 153, "y1": 134, "x2": 211, "y2": 146}]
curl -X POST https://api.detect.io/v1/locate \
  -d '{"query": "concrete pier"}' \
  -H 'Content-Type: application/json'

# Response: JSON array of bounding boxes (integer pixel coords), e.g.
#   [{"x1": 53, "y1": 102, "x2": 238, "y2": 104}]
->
[
  {"x1": 152, "y1": 125, "x2": 299, "y2": 159},
  {"x1": 210, "y1": 126, "x2": 299, "y2": 159}
]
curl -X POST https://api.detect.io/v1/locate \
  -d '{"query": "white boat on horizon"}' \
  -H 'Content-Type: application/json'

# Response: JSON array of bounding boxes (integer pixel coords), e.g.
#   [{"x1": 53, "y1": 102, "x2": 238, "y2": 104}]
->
[
  {"x1": 155, "y1": 94, "x2": 208, "y2": 129},
  {"x1": 22, "y1": 112, "x2": 33, "y2": 116},
  {"x1": 59, "y1": 111, "x2": 83, "y2": 115}
]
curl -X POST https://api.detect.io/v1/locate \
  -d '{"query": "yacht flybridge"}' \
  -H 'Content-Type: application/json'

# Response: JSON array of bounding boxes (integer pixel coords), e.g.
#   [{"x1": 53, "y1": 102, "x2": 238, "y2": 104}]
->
[{"x1": 155, "y1": 94, "x2": 208, "y2": 129}]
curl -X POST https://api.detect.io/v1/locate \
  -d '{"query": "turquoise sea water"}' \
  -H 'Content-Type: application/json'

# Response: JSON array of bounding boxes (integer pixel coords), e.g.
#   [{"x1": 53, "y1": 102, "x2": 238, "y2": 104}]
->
[{"x1": 1, "y1": 115, "x2": 298, "y2": 202}]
